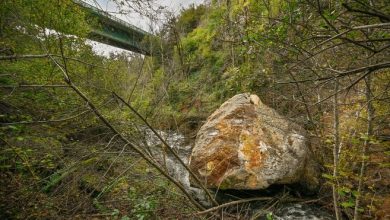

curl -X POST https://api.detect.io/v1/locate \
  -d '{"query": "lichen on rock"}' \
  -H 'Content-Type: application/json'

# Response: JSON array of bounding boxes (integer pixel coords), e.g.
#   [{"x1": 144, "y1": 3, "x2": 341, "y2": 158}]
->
[{"x1": 189, "y1": 93, "x2": 319, "y2": 190}]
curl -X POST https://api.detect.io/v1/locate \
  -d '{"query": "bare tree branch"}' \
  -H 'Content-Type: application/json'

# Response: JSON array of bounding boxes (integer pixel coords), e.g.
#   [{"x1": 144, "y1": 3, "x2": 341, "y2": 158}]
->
[
  {"x1": 0, "y1": 84, "x2": 69, "y2": 89},
  {"x1": 311, "y1": 23, "x2": 390, "y2": 51},
  {"x1": 342, "y1": 3, "x2": 390, "y2": 22},
  {"x1": 277, "y1": 62, "x2": 390, "y2": 84},
  {"x1": 0, "y1": 54, "x2": 110, "y2": 69},
  {"x1": 195, "y1": 197, "x2": 305, "y2": 216},
  {"x1": 46, "y1": 45, "x2": 206, "y2": 210},
  {"x1": 112, "y1": 92, "x2": 219, "y2": 207},
  {"x1": 0, "y1": 109, "x2": 92, "y2": 125},
  {"x1": 195, "y1": 197, "x2": 273, "y2": 216}
]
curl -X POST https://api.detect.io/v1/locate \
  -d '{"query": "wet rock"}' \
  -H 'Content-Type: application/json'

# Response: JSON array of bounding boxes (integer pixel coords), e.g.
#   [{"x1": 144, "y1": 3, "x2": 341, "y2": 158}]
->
[
  {"x1": 189, "y1": 93, "x2": 318, "y2": 190},
  {"x1": 143, "y1": 128, "x2": 212, "y2": 207},
  {"x1": 254, "y1": 203, "x2": 335, "y2": 220}
]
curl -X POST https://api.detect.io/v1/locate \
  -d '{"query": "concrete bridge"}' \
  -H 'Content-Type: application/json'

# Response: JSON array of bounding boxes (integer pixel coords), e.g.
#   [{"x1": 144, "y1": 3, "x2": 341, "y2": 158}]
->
[{"x1": 73, "y1": 0, "x2": 151, "y2": 55}]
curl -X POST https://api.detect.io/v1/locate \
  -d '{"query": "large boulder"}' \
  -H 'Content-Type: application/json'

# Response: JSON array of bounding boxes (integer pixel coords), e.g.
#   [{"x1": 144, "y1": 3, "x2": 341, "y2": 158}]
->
[{"x1": 189, "y1": 93, "x2": 318, "y2": 190}]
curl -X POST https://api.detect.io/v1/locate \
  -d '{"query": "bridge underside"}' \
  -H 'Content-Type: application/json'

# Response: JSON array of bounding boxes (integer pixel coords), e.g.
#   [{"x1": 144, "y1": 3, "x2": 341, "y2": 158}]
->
[
  {"x1": 88, "y1": 18, "x2": 150, "y2": 55},
  {"x1": 74, "y1": 0, "x2": 151, "y2": 55}
]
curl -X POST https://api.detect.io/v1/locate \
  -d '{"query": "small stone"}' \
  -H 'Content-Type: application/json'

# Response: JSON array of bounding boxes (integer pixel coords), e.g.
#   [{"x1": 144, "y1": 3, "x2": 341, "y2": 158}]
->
[{"x1": 249, "y1": 94, "x2": 260, "y2": 106}]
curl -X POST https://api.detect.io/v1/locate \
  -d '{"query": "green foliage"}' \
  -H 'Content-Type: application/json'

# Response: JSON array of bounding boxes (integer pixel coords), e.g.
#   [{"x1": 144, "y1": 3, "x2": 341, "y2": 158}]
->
[
  {"x1": 266, "y1": 212, "x2": 274, "y2": 220},
  {"x1": 176, "y1": 4, "x2": 206, "y2": 35},
  {"x1": 1, "y1": 0, "x2": 89, "y2": 55}
]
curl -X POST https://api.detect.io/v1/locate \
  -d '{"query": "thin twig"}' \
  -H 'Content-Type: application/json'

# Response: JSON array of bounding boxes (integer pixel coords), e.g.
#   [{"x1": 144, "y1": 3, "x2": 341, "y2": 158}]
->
[
  {"x1": 277, "y1": 62, "x2": 390, "y2": 84},
  {"x1": 195, "y1": 197, "x2": 304, "y2": 216},
  {"x1": 195, "y1": 197, "x2": 273, "y2": 216},
  {"x1": 112, "y1": 92, "x2": 219, "y2": 206},
  {"x1": 0, "y1": 54, "x2": 110, "y2": 69},
  {"x1": 311, "y1": 23, "x2": 390, "y2": 50},
  {"x1": 0, "y1": 84, "x2": 69, "y2": 89},
  {"x1": 46, "y1": 49, "x2": 205, "y2": 210},
  {"x1": 0, "y1": 109, "x2": 92, "y2": 125}
]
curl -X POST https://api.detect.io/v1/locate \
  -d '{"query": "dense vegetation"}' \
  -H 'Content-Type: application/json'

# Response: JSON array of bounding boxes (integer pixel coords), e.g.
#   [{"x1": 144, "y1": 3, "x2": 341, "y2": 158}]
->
[{"x1": 1, "y1": 0, "x2": 389, "y2": 219}]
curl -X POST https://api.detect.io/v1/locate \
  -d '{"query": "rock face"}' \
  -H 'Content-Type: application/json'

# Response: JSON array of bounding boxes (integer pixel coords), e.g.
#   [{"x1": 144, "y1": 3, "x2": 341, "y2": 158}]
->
[{"x1": 189, "y1": 93, "x2": 317, "y2": 190}]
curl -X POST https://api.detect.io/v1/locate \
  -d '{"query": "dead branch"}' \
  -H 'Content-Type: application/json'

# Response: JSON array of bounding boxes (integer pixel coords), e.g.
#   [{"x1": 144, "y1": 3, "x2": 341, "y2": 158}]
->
[
  {"x1": 0, "y1": 109, "x2": 92, "y2": 125},
  {"x1": 195, "y1": 197, "x2": 273, "y2": 216},
  {"x1": 46, "y1": 48, "x2": 206, "y2": 210},
  {"x1": 112, "y1": 92, "x2": 219, "y2": 206},
  {"x1": 195, "y1": 197, "x2": 305, "y2": 216},
  {"x1": 0, "y1": 54, "x2": 49, "y2": 60},
  {"x1": 0, "y1": 54, "x2": 109, "y2": 69},
  {"x1": 0, "y1": 84, "x2": 69, "y2": 89},
  {"x1": 277, "y1": 62, "x2": 390, "y2": 84},
  {"x1": 311, "y1": 23, "x2": 390, "y2": 50},
  {"x1": 342, "y1": 3, "x2": 390, "y2": 22}
]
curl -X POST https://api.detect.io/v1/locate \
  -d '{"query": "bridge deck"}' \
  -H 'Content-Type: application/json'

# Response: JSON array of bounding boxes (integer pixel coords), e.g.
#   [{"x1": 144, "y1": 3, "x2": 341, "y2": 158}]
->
[{"x1": 73, "y1": 0, "x2": 151, "y2": 55}]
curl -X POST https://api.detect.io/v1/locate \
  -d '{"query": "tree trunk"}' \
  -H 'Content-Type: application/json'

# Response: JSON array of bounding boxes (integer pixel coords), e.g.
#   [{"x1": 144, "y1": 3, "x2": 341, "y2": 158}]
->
[
  {"x1": 333, "y1": 77, "x2": 341, "y2": 220},
  {"x1": 353, "y1": 74, "x2": 374, "y2": 220}
]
